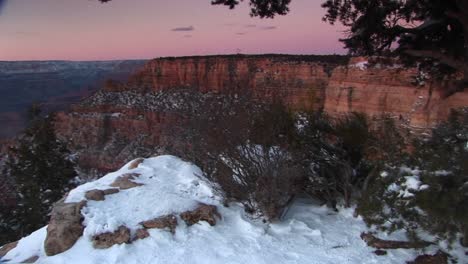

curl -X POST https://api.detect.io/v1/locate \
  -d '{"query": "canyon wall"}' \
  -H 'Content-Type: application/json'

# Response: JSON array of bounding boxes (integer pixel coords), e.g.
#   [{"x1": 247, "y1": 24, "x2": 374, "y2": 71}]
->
[
  {"x1": 326, "y1": 57, "x2": 468, "y2": 129},
  {"x1": 54, "y1": 55, "x2": 468, "y2": 174}
]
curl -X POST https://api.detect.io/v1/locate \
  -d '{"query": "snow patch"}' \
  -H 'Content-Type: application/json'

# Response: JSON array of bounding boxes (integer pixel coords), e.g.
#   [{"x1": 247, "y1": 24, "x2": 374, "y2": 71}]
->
[{"x1": 5, "y1": 156, "x2": 424, "y2": 264}]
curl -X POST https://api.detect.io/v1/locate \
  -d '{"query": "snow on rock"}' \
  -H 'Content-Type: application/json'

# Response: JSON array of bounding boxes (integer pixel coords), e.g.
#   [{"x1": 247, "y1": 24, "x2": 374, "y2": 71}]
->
[
  {"x1": 3, "y1": 155, "x2": 421, "y2": 264},
  {"x1": 350, "y1": 61, "x2": 369, "y2": 70}
]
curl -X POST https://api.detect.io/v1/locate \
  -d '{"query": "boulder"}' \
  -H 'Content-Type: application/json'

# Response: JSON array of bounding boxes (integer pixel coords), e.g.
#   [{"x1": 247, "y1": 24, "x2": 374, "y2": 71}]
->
[
  {"x1": 85, "y1": 188, "x2": 119, "y2": 201},
  {"x1": 110, "y1": 173, "x2": 143, "y2": 190},
  {"x1": 92, "y1": 226, "x2": 131, "y2": 249},
  {"x1": 180, "y1": 204, "x2": 221, "y2": 226},
  {"x1": 44, "y1": 199, "x2": 87, "y2": 256},
  {"x1": 85, "y1": 189, "x2": 105, "y2": 201},
  {"x1": 140, "y1": 214, "x2": 177, "y2": 234},
  {"x1": 103, "y1": 188, "x2": 120, "y2": 195},
  {"x1": 128, "y1": 158, "x2": 144, "y2": 169},
  {"x1": 21, "y1": 255, "x2": 39, "y2": 263},
  {"x1": 407, "y1": 251, "x2": 448, "y2": 264},
  {"x1": 133, "y1": 228, "x2": 150, "y2": 241},
  {"x1": 361, "y1": 233, "x2": 432, "y2": 249},
  {"x1": 0, "y1": 241, "x2": 18, "y2": 257}
]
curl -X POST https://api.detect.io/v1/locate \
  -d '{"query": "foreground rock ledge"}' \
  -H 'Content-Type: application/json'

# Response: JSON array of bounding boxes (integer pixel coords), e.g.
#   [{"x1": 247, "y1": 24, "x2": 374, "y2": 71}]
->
[
  {"x1": 140, "y1": 214, "x2": 177, "y2": 234},
  {"x1": 0, "y1": 241, "x2": 18, "y2": 258},
  {"x1": 85, "y1": 188, "x2": 119, "y2": 201},
  {"x1": 44, "y1": 199, "x2": 87, "y2": 256},
  {"x1": 407, "y1": 251, "x2": 448, "y2": 264},
  {"x1": 361, "y1": 233, "x2": 432, "y2": 249},
  {"x1": 110, "y1": 173, "x2": 143, "y2": 190},
  {"x1": 92, "y1": 226, "x2": 131, "y2": 249},
  {"x1": 181, "y1": 204, "x2": 221, "y2": 226}
]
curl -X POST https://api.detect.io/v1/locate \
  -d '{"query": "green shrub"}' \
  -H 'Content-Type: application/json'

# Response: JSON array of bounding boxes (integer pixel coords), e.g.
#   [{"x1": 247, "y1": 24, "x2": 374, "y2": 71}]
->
[{"x1": 357, "y1": 110, "x2": 468, "y2": 246}]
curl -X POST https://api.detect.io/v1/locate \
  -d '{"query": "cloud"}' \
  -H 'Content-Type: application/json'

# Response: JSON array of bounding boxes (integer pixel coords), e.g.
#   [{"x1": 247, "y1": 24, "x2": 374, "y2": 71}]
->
[
  {"x1": 260, "y1": 26, "x2": 277, "y2": 30},
  {"x1": 236, "y1": 32, "x2": 247, "y2": 36},
  {"x1": 12, "y1": 31, "x2": 39, "y2": 36},
  {"x1": 245, "y1": 24, "x2": 256, "y2": 28},
  {"x1": 171, "y1": 26, "x2": 195, "y2": 32},
  {"x1": 5, "y1": 31, "x2": 40, "y2": 38},
  {"x1": 184, "y1": 34, "x2": 193, "y2": 38}
]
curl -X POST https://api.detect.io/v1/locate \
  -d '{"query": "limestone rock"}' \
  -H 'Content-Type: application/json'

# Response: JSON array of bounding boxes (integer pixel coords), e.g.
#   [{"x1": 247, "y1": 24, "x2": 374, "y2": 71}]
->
[
  {"x1": 103, "y1": 188, "x2": 120, "y2": 195},
  {"x1": 21, "y1": 255, "x2": 39, "y2": 263},
  {"x1": 133, "y1": 228, "x2": 150, "y2": 241},
  {"x1": 92, "y1": 226, "x2": 131, "y2": 249},
  {"x1": 0, "y1": 241, "x2": 18, "y2": 257},
  {"x1": 85, "y1": 189, "x2": 105, "y2": 201},
  {"x1": 128, "y1": 158, "x2": 144, "y2": 169},
  {"x1": 180, "y1": 204, "x2": 221, "y2": 226},
  {"x1": 44, "y1": 199, "x2": 87, "y2": 256},
  {"x1": 140, "y1": 214, "x2": 177, "y2": 234},
  {"x1": 407, "y1": 251, "x2": 448, "y2": 264},
  {"x1": 110, "y1": 173, "x2": 143, "y2": 190},
  {"x1": 85, "y1": 188, "x2": 119, "y2": 201},
  {"x1": 361, "y1": 233, "x2": 432, "y2": 249}
]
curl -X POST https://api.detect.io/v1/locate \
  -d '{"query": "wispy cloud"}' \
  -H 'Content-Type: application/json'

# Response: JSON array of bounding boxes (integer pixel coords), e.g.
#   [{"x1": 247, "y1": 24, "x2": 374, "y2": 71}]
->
[
  {"x1": 171, "y1": 26, "x2": 195, "y2": 32},
  {"x1": 184, "y1": 34, "x2": 193, "y2": 38},
  {"x1": 236, "y1": 32, "x2": 247, "y2": 36},
  {"x1": 6, "y1": 31, "x2": 40, "y2": 38},
  {"x1": 260, "y1": 26, "x2": 277, "y2": 30},
  {"x1": 245, "y1": 24, "x2": 256, "y2": 28}
]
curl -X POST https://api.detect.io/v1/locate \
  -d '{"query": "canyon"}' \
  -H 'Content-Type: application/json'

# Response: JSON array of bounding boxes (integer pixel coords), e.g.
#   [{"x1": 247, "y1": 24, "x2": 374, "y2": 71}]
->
[
  {"x1": 53, "y1": 55, "x2": 468, "y2": 174},
  {"x1": 0, "y1": 60, "x2": 146, "y2": 138}
]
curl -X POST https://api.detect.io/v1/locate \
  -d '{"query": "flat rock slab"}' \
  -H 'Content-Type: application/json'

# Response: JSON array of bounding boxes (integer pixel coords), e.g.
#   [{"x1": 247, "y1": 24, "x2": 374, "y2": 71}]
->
[
  {"x1": 180, "y1": 204, "x2": 221, "y2": 226},
  {"x1": 0, "y1": 241, "x2": 18, "y2": 257},
  {"x1": 140, "y1": 214, "x2": 177, "y2": 234},
  {"x1": 361, "y1": 233, "x2": 432, "y2": 249},
  {"x1": 44, "y1": 199, "x2": 87, "y2": 256},
  {"x1": 110, "y1": 173, "x2": 143, "y2": 190},
  {"x1": 407, "y1": 251, "x2": 448, "y2": 264},
  {"x1": 85, "y1": 188, "x2": 119, "y2": 201},
  {"x1": 92, "y1": 226, "x2": 131, "y2": 249},
  {"x1": 133, "y1": 228, "x2": 150, "y2": 241},
  {"x1": 21, "y1": 255, "x2": 39, "y2": 263}
]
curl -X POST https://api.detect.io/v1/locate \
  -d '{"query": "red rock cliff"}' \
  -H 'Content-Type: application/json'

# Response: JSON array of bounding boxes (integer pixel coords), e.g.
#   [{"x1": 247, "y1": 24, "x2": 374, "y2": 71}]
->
[
  {"x1": 325, "y1": 57, "x2": 468, "y2": 129},
  {"x1": 55, "y1": 55, "x2": 467, "y2": 174}
]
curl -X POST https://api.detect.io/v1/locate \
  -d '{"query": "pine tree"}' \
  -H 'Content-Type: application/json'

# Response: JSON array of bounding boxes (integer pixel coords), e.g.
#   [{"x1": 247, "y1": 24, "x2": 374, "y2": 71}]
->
[{"x1": 1, "y1": 106, "x2": 76, "y2": 242}]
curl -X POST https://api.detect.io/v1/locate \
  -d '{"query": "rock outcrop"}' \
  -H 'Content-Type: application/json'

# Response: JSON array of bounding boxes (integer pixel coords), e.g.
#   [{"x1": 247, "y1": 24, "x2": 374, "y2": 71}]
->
[
  {"x1": 54, "y1": 55, "x2": 468, "y2": 174},
  {"x1": 85, "y1": 188, "x2": 119, "y2": 201},
  {"x1": 180, "y1": 204, "x2": 221, "y2": 226},
  {"x1": 92, "y1": 226, "x2": 131, "y2": 249},
  {"x1": 407, "y1": 251, "x2": 449, "y2": 264},
  {"x1": 110, "y1": 173, "x2": 143, "y2": 189},
  {"x1": 0, "y1": 241, "x2": 18, "y2": 258},
  {"x1": 44, "y1": 199, "x2": 87, "y2": 256},
  {"x1": 325, "y1": 58, "x2": 468, "y2": 129},
  {"x1": 360, "y1": 233, "x2": 432, "y2": 249},
  {"x1": 140, "y1": 214, "x2": 178, "y2": 234}
]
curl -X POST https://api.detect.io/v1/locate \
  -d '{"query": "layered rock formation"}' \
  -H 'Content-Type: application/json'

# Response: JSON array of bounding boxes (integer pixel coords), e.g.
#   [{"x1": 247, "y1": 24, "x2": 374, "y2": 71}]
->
[
  {"x1": 326, "y1": 57, "x2": 468, "y2": 129},
  {"x1": 54, "y1": 55, "x2": 468, "y2": 174}
]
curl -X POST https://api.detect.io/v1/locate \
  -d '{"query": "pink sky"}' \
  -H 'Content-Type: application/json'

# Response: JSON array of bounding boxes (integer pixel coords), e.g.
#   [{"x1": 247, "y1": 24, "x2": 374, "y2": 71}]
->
[{"x1": 0, "y1": 0, "x2": 346, "y2": 61}]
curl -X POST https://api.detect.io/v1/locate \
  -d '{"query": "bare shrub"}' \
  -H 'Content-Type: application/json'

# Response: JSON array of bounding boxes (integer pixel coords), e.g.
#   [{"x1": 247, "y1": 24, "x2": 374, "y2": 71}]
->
[{"x1": 162, "y1": 91, "x2": 303, "y2": 220}]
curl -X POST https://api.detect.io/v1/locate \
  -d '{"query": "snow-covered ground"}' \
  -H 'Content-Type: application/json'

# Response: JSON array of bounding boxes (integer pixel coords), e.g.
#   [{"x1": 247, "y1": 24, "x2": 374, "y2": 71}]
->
[{"x1": 2, "y1": 156, "x2": 430, "y2": 264}]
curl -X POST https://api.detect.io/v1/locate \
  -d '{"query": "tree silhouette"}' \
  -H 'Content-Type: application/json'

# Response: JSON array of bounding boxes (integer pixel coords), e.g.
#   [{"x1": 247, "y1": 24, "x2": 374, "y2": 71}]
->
[
  {"x1": 98, "y1": 0, "x2": 291, "y2": 18},
  {"x1": 1, "y1": 106, "x2": 76, "y2": 243},
  {"x1": 321, "y1": 0, "x2": 467, "y2": 93}
]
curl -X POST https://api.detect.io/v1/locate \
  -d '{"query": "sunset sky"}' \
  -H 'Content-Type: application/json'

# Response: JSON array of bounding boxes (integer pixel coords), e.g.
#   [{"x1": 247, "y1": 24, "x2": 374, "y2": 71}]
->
[{"x1": 0, "y1": 0, "x2": 346, "y2": 61}]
